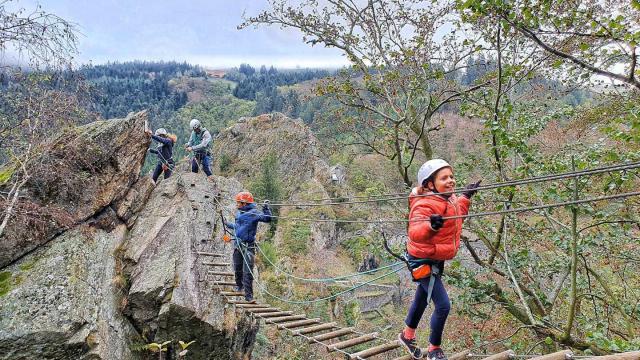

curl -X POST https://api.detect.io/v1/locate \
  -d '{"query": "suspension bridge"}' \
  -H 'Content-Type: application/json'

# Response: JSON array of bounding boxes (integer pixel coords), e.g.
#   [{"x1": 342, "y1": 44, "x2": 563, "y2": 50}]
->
[{"x1": 189, "y1": 161, "x2": 640, "y2": 359}]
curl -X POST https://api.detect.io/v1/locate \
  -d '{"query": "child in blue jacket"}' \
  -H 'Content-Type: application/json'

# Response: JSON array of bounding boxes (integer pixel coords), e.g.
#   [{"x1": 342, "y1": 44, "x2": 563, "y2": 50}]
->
[{"x1": 225, "y1": 191, "x2": 272, "y2": 302}]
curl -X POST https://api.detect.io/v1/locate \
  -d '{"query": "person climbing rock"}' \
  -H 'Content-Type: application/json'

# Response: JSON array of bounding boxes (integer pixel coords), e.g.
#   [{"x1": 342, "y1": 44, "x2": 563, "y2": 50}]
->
[
  {"x1": 146, "y1": 127, "x2": 177, "y2": 184},
  {"x1": 225, "y1": 191, "x2": 272, "y2": 302},
  {"x1": 398, "y1": 159, "x2": 481, "y2": 360},
  {"x1": 185, "y1": 118, "x2": 214, "y2": 181}
]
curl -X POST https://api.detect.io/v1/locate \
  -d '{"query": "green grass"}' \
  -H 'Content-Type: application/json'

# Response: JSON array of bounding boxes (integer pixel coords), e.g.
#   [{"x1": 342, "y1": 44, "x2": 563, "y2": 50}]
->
[
  {"x1": 19, "y1": 261, "x2": 35, "y2": 272},
  {"x1": 0, "y1": 165, "x2": 15, "y2": 185},
  {"x1": 0, "y1": 271, "x2": 12, "y2": 297}
]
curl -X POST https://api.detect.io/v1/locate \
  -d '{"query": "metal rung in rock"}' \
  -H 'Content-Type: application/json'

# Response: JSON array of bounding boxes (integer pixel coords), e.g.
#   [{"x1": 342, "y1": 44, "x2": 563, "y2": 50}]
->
[
  {"x1": 483, "y1": 350, "x2": 516, "y2": 360},
  {"x1": 210, "y1": 281, "x2": 236, "y2": 286},
  {"x1": 309, "y1": 328, "x2": 354, "y2": 343},
  {"x1": 257, "y1": 311, "x2": 293, "y2": 318},
  {"x1": 293, "y1": 322, "x2": 338, "y2": 336},
  {"x1": 197, "y1": 252, "x2": 224, "y2": 257},
  {"x1": 528, "y1": 350, "x2": 573, "y2": 360},
  {"x1": 220, "y1": 291, "x2": 245, "y2": 297},
  {"x1": 328, "y1": 333, "x2": 378, "y2": 352},
  {"x1": 208, "y1": 271, "x2": 234, "y2": 276},
  {"x1": 277, "y1": 318, "x2": 320, "y2": 330},
  {"x1": 266, "y1": 315, "x2": 306, "y2": 324},
  {"x1": 349, "y1": 340, "x2": 400, "y2": 359},
  {"x1": 203, "y1": 262, "x2": 231, "y2": 266}
]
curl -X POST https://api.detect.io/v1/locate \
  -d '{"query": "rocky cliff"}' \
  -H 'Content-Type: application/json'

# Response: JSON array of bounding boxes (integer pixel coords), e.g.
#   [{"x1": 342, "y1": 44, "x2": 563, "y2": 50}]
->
[
  {"x1": 0, "y1": 112, "x2": 259, "y2": 359},
  {"x1": 213, "y1": 113, "x2": 349, "y2": 254}
]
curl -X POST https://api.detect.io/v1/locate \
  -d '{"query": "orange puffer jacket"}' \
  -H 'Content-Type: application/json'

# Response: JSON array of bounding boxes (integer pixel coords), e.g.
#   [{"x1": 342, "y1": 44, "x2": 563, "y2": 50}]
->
[{"x1": 407, "y1": 187, "x2": 471, "y2": 260}]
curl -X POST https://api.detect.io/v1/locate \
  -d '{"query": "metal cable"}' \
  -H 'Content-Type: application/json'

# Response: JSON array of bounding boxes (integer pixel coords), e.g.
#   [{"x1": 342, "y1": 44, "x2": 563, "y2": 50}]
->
[
  {"x1": 223, "y1": 191, "x2": 640, "y2": 224},
  {"x1": 238, "y1": 161, "x2": 640, "y2": 207}
]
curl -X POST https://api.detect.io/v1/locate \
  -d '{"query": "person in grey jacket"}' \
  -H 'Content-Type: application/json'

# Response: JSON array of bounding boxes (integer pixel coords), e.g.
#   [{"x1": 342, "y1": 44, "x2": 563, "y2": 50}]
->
[{"x1": 185, "y1": 118, "x2": 213, "y2": 178}]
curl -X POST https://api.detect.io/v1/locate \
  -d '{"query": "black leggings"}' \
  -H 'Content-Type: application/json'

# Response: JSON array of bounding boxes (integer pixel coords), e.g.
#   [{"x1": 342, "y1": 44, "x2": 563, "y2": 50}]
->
[
  {"x1": 404, "y1": 275, "x2": 451, "y2": 346},
  {"x1": 151, "y1": 162, "x2": 172, "y2": 182},
  {"x1": 233, "y1": 245, "x2": 255, "y2": 298}
]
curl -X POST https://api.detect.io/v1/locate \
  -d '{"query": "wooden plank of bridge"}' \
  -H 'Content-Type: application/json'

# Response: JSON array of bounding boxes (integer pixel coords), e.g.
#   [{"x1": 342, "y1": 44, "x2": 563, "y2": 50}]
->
[
  {"x1": 349, "y1": 340, "x2": 400, "y2": 359},
  {"x1": 226, "y1": 299, "x2": 256, "y2": 305},
  {"x1": 220, "y1": 291, "x2": 245, "y2": 296},
  {"x1": 278, "y1": 318, "x2": 320, "y2": 330},
  {"x1": 256, "y1": 311, "x2": 294, "y2": 318},
  {"x1": 203, "y1": 262, "x2": 231, "y2": 266},
  {"x1": 234, "y1": 303, "x2": 269, "y2": 308},
  {"x1": 293, "y1": 322, "x2": 337, "y2": 336},
  {"x1": 482, "y1": 350, "x2": 516, "y2": 360},
  {"x1": 277, "y1": 318, "x2": 321, "y2": 330},
  {"x1": 309, "y1": 328, "x2": 354, "y2": 343},
  {"x1": 394, "y1": 349, "x2": 428, "y2": 360},
  {"x1": 528, "y1": 350, "x2": 573, "y2": 360},
  {"x1": 208, "y1": 271, "x2": 234, "y2": 276},
  {"x1": 246, "y1": 308, "x2": 281, "y2": 314},
  {"x1": 584, "y1": 352, "x2": 640, "y2": 360},
  {"x1": 448, "y1": 350, "x2": 472, "y2": 360},
  {"x1": 266, "y1": 315, "x2": 307, "y2": 324},
  {"x1": 197, "y1": 252, "x2": 224, "y2": 257},
  {"x1": 328, "y1": 333, "x2": 378, "y2": 352}
]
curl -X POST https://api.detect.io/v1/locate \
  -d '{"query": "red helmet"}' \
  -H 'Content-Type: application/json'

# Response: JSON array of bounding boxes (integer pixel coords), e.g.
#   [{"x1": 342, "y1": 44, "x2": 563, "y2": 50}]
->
[{"x1": 235, "y1": 191, "x2": 254, "y2": 204}]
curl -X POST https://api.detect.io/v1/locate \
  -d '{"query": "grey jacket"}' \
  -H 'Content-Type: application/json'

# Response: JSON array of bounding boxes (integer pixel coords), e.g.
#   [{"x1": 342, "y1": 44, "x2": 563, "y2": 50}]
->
[{"x1": 186, "y1": 128, "x2": 212, "y2": 154}]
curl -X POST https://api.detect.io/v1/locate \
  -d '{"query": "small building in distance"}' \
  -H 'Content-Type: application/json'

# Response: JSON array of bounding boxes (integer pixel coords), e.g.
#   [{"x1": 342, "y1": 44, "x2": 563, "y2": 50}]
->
[{"x1": 205, "y1": 69, "x2": 226, "y2": 78}]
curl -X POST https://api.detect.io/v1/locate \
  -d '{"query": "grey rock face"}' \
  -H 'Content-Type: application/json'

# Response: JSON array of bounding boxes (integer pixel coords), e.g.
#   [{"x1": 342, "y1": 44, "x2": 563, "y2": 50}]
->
[
  {"x1": 0, "y1": 225, "x2": 138, "y2": 360},
  {"x1": 0, "y1": 111, "x2": 150, "y2": 268}
]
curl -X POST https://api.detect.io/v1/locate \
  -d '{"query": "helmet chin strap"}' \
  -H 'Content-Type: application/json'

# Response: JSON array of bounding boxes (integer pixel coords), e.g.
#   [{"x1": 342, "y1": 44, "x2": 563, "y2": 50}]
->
[
  {"x1": 424, "y1": 180, "x2": 438, "y2": 194},
  {"x1": 425, "y1": 180, "x2": 451, "y2": 198}
]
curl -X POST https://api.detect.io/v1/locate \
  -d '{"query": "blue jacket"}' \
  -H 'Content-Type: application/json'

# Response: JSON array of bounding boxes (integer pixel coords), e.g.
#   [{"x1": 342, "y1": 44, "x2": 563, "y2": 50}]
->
[
  {"x1": 225, "y1": 203, "x2": 272, "y2": 244},
  {"x1": 149, "y1": 135, "x2": 174, "y2": 164}
]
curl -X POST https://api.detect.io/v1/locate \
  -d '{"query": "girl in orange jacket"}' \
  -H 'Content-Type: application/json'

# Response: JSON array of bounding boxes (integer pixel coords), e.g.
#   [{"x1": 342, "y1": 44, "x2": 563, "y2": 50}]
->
[{"x1": 398, "y1": 159, "x2": 480, "y2": 360}]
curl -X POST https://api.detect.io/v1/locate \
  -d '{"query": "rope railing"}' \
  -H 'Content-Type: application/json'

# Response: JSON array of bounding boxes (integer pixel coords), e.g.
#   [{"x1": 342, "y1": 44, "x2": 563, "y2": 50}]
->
[
  {"x1": 255, "y1": 243, "x2": 403, "y2": 283},
  {"x1": 240, "y1": 245, "x2": 404, "y2": 304}
]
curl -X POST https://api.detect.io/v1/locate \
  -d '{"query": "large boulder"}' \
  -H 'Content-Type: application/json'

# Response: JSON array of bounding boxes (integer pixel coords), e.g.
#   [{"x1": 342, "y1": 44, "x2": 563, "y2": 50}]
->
[
  {"x1": 0, "y1": 111, "x2": 150, "y2": 268},
  {"x1": 1, "y1": 112, "x2": 260, "y2": 360},
  {"x1": 213, "y1": 113, "x2": 342, "y2": 251},
  {"x1": 214, "y1": 112, "x2": 336, "y2": 192},
  {"x1": 121, "y1": 172, "x2": 258, "y2": 360}
]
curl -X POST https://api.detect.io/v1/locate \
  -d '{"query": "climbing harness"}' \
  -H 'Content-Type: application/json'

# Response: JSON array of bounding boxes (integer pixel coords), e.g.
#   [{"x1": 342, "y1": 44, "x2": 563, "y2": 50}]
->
[
  {"x1": 219, "y1": 210, "x2": 234, "y2": 243},
  {"x1": 382, "y1": 231, "x2": 441, "y2": 304}
]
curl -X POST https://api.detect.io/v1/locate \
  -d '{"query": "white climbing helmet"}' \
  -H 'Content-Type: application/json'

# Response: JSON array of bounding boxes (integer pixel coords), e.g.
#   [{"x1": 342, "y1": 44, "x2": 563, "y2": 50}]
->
[
  {"x1": 190, "y1": 118, "x2": 201, "y2": 130},
  {"x1": 155, "y1": 128, "x2": 167, "y2": 136},
  {"x1": 417, "y1": 159, "x2": 451, "y2": 186}
]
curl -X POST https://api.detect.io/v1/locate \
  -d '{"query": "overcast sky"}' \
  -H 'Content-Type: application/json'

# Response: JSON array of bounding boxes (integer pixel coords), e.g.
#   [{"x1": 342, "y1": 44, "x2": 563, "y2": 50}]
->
[{"x1": 8, "y1": 0, "x2": 349, "y2": 69}]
